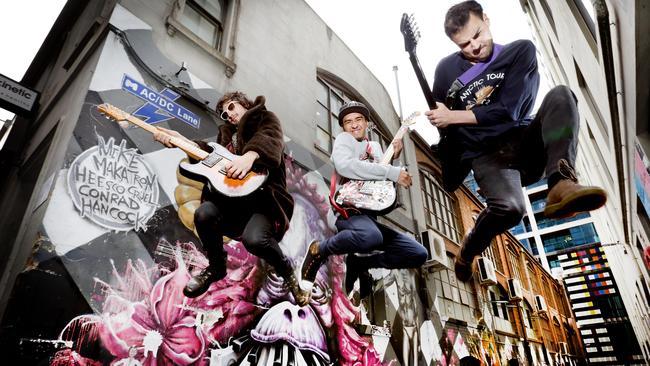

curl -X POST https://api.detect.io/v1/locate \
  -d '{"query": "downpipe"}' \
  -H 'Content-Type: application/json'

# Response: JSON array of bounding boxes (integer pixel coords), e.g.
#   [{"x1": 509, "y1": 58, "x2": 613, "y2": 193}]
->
[{"x1": 594, "y1": 0, "x2": 630, "y2": 245}]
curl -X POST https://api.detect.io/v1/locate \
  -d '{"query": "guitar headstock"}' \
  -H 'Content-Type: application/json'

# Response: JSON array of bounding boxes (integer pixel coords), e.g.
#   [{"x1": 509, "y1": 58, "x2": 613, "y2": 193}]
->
[
  {"x1": 402, "y1": 111, "x2": 421, "y2": 127},
  {"x1": 400, "y1": 13, "x2": 420, "y2": 54},
  {"x1": 97, "y1": 103, "x2": 129, "y2": 122}
]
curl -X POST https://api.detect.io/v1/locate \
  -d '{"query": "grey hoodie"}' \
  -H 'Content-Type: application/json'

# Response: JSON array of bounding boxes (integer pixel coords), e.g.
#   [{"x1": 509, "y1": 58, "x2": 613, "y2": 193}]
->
[{"x1": 330, "y1": 132, "x2": 401, "y2": 183}]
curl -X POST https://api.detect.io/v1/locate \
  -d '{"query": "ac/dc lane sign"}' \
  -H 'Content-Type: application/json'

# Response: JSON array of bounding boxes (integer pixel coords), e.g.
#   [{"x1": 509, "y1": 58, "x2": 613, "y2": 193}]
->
[{"x1": 121, "y1": 74, "x2": 200, "y2": 128}]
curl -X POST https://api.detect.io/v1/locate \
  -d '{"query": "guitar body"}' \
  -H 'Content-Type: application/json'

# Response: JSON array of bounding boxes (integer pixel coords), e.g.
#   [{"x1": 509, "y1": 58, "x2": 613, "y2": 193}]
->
[
  {"x1": 178, "y1": 142, "x2": 268, "y2": 197},
  {"x1": 96, "y1": 104, "x2": 268, "y2": 198},
  {"x1": 334, "y1": 179, "x2": 397, "y2": 216}
]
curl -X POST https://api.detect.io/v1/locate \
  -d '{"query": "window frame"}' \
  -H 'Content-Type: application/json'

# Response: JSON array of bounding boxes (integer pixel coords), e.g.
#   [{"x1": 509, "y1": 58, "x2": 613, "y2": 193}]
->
[
  {"x1": 166, "y1": 0, "x2": 238, "y2": 75},
  {"x1": 314, "y1": 78, "x2": 344, "y2": 155},
  {"x1": 419, "y1": 168, "x2": 461, "y2": 243}
]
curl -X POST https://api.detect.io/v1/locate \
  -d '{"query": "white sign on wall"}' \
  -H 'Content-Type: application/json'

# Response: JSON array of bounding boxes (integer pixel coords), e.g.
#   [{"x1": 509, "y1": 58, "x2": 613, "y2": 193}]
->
[
  {"x1": 67, "y1": 136, "x2": 159, "y2": 231},
  {"x1": 0, "y1": 73, "x2": 39, "y2": 116}
]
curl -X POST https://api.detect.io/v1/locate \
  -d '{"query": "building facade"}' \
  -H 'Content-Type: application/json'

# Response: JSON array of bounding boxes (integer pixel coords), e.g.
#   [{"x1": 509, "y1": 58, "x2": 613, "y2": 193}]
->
[
  {"x1": 0, "y1": 1, "x2": 583, "y2": 365},
  {"x1": 517, "y1": 0, "x2": 650, "y2": 363}
]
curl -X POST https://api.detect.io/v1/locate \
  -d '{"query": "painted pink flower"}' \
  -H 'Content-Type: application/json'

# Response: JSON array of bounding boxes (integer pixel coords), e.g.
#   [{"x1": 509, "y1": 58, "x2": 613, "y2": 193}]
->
[{"x1": 98, "y1": 253, "x2": 206, "y2": 365}]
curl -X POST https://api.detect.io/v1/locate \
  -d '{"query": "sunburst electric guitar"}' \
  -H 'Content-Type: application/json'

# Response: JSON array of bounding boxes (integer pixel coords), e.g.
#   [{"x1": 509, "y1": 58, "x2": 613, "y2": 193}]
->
[
  {"x1": 98, "y1": 103, "x2": 268, "y2": 197},
  {"x1": 333, "y1": 112, "x2": 418, "y2": 215}
]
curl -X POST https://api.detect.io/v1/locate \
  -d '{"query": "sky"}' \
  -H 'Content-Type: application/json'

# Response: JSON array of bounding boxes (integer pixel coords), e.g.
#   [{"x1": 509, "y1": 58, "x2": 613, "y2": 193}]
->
[
  {"x1": 0, "y1": 0, "x2": 550, "y2": 145},
  {"x1": 304, "y1": 0, "x2": 552, "y2": 143},
  {"x1": 0, "y1": 1, "x2": 67, "y2": 122}
]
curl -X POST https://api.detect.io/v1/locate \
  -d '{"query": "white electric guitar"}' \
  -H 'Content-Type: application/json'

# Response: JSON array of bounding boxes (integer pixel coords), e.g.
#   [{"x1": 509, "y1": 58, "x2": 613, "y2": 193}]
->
[
  {"x1": 333, "y1": 112, "x2": 418, "y2": 215},
  {"x1": 98, "y1": 103, "x2": 267, "y2": 197}
]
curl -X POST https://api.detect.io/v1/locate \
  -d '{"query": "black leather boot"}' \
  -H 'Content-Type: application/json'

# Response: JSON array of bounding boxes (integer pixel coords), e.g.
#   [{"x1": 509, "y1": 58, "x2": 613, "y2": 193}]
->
[{"x1": 184, "y1": 248, "x2": 227, "y2": 298}]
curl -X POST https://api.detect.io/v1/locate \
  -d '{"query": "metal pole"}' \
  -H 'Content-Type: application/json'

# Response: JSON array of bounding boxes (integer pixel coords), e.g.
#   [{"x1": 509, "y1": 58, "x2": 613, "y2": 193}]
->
[{"x1": 393, "y1": 65, "x2": 404, "y2": 122}]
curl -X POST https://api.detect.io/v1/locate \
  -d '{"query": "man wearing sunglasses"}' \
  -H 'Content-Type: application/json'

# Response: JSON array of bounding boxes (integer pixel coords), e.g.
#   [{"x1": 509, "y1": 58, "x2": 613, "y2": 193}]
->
[{"x1": 154, "y1": 92, "x2": 309, "y2": 305}]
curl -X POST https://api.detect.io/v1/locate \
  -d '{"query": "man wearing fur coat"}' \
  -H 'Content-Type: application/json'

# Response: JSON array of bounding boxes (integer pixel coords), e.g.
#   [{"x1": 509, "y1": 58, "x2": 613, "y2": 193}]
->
[{"x1": 154, "y1": 92, "x2": 309, "y2": 304}]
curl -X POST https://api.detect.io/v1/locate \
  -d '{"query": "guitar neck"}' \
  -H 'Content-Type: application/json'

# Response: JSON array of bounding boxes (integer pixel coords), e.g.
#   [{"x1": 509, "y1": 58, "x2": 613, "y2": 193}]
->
[
  {"x1": 125, "y1": 115, "x2": 208, "y2": 160},
  {"x1": 380, "y1": 125, "x2": 409, "y2": 165},
  {"x1": 408, "y1": 52, "x2": 437, "y2": 110}
]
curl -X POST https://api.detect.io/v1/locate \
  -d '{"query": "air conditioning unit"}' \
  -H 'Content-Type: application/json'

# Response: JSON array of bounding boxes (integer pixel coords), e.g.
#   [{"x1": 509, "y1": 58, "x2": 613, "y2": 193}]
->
[
  {"x1": 558, "y1": 341, "x2": 569, "y2": 354},
  {"x1": 420, "y1": 229, "x2": 447, "y2": 269},
  {"x1": 477, "y1": 257, "x2": 497, "y2": 286},
  {"x1": 507, "y1": 278, "x2": 522, "y2": 301},
  {"x1": 534, "y1": 295, "x2": 548, "y2": 314}
]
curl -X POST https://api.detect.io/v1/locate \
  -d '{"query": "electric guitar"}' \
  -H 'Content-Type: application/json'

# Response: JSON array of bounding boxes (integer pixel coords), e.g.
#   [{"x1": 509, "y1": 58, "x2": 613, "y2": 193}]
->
[
  {"x1": 97, "y1": 103, "x2": 268, "y2": 197},
  {"x1": 400, "y1": 13, "x2": 441, "y2": 145},
  {"x1": 333, "y1": 112, "x2": 418, "y2": 215}
]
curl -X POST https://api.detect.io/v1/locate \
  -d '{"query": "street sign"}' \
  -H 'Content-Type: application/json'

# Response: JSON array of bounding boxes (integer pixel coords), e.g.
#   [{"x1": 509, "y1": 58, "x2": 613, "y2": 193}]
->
[
  {"x1": 0, "y1": 73, "x2": 40, "y2": 117},
  {"x1": 121, "y1": 74, "x2": 200, "y2": 128}
]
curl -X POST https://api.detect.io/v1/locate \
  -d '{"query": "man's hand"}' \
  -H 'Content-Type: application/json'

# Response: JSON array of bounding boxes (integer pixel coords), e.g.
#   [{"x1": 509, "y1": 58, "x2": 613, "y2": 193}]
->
[
  {"x1": 392, "y1": 138, "x2": 404, "y2": 159},
  {"x1": 225, "y1": 151, "x2": 259, "y2": 179},
  {"x1": 425, "y1": 102, "x2": 477, "y2": 128},
  {"x1": 153, "y1": 126, "x2": 191, "y2": 148},
  {"x1": 397, "y1": 170, "x2": 412, "y2": 188}
]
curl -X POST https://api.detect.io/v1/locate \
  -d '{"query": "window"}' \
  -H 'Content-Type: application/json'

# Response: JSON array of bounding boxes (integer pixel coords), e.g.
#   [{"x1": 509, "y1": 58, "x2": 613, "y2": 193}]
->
[
  {"x1": 522, "y1": 302, "x2": 534, "y2": 329},
  {"x1": 315, "y1": 78, "x2": 344, "y2": 154},
  {"x1": 534, "y1": 211, "x2": 590, "y2": 230},
  {"x1": 489, "y1": 288, "x2": 509, "y2": 321},
  {"x1": 575, "y1": 60, "x2": 609, "y2": 141},
  {"x1": 484, "y1": 240, "x2": 504, "y2": 273},
  {"x1": 528, "y1": 264, "x2": 539, "y2": 295},
  {"x1": 435, "y1": 255, "x2": 478, "y2": 322},
  {"x1": 167, "y1": 0, "x2": 237, "y2": 72},
  {"x1": 538, "y1": 0, "x2": 557, "y2": 36},
  {"x1": 541, "y1": 223, "x2": 600, "y2": 253},
  {"x1": 508, "y1": 248, "x2": 522, "y2": 281},
  {"x1": 571, "y1": 0, "x2": 597, "y2": 55},
  {"x1": 179, "y1": 0, "x2": 226, "y2": 49},
  {"x1": 419, "y1": 169, "x2": 461, "y2": 242}
]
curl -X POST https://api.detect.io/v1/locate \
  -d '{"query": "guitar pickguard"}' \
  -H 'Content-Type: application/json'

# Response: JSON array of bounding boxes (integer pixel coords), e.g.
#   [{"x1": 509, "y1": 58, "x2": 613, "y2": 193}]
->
[{"x1": 335, "y1": 180, "x2": 396, "y2": 212}]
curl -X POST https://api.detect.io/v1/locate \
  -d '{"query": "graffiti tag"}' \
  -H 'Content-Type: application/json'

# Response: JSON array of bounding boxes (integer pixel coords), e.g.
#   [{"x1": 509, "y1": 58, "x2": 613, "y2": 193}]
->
[{"x1": 67, "y1": 136, "x2": 159, "y2": 231}]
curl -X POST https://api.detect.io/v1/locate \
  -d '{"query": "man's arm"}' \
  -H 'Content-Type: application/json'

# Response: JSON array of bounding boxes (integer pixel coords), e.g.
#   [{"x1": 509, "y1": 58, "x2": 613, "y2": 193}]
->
[
  {"x1": 427, "y1": 103, "x2": 477, "y2": 128},
  {"x1": 241, "y1": 110, "x2": 284, "y2": 168},
  {"x1": 332, "y1": 133, "x2": 401, "y2": 182}
]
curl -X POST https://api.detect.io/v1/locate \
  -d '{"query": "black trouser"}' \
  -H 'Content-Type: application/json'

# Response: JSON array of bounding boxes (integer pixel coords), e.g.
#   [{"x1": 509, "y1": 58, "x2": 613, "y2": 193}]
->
[
  {"x1": 461, "y1": 85, "x2": 579, "y2": 260},
  {"x1": 193, "y1": 199, "x2": 293, "y2": 278}
]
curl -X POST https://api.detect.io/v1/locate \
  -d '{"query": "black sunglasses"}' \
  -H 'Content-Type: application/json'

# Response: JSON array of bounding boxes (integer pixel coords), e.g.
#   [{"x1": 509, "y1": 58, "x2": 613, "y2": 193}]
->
[{"x1": 220, "y1": 101, "x2": 238, "y2": 121}]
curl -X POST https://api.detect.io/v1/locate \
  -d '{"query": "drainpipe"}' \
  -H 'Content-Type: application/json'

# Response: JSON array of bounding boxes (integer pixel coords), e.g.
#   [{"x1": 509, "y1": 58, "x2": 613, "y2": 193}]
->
[{"x1": 593, "y1": 0, "x2": 630, "y2": 245}]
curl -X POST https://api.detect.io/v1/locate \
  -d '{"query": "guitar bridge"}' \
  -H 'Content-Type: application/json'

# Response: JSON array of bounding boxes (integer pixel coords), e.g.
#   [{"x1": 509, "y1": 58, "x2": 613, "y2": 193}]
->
[{"x1": 202, "y1": 153, "x2": 223, "y2": 168}]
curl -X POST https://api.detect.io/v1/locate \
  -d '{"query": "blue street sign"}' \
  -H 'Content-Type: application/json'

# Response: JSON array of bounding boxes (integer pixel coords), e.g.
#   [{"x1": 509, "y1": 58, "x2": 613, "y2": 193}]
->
[{"x1": 121, "y1": 74, "x2": 200, "y2": 128}]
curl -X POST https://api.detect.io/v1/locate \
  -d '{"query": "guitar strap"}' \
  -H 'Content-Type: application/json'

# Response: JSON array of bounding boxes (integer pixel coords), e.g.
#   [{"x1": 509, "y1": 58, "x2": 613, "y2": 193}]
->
[
  {"x1": 445, "y1": 43, "x2": 504, "y2": 106},
  {"x1": 329, "y1": 139, "x2": 373, "y2": 219}
]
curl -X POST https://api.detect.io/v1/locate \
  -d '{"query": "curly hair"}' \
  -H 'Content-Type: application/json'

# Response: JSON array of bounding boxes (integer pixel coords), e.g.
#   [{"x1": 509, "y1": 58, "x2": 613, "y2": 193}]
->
[
  {"x1": 444, "y1": 0, "x2": 484, "y2": 38},
  {"x1": 216, "y1": 91, "x2": 254, "y2": 114}
]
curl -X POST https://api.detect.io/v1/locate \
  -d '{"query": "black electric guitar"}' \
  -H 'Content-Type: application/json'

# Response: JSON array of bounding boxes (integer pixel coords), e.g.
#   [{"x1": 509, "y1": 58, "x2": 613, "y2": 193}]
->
[
  {"x1": 98, "y1": 103, "x2": 268, "y2": 197},
  {"x1": 400, "y1": 13, "x2": 441, "y2": 145}
]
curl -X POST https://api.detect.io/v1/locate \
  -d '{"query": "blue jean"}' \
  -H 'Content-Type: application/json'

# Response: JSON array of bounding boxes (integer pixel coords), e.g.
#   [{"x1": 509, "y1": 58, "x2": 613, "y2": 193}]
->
[
  {"x1": 319, "y1": 214, "x2": 428, "y2": 270},
  {"x1": 461, "y1": 85, "x2": 579, "y2": 260}
]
